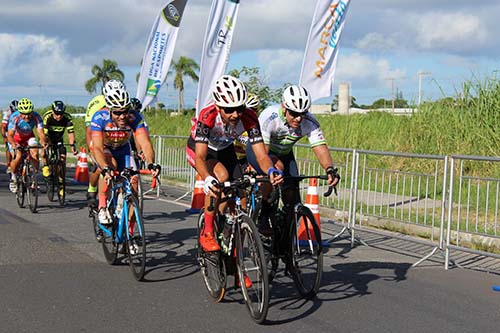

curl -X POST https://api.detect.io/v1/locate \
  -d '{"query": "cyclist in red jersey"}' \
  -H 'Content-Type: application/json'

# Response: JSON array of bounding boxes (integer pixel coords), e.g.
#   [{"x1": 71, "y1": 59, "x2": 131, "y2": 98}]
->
[{"x1": 186, "y1": 75, "x2": 282, "y2": 252}]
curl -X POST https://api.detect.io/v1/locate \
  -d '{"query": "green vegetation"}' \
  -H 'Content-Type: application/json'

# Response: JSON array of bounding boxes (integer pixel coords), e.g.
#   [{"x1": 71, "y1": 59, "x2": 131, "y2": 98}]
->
[{"x1": 84, "y1": 59, "x2": 125, "y2": 94}]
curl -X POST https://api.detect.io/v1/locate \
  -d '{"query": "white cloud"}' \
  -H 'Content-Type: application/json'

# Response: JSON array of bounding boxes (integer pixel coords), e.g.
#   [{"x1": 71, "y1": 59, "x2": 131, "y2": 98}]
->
[
  {"x1": 415, "y1": 12, "x2": 488, "y2": 51},
  {"x1": 0, "y1": 33, "x2": 88, "y2": 90},
  {"x1": 255, "y1": 49, "x2": 304, "y2": 86},
  {"x1": 337, "y1": 52, "x2": 407, "y2": 88},
  {"x1": 355, "y1": 32, "x2": 400, "y2": 51}
]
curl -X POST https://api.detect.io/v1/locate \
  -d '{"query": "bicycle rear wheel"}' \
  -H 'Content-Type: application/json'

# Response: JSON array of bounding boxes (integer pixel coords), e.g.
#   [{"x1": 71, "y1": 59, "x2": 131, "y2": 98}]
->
[
  {"x1": 237, "y1": 215, "x2": 269, "y2": 324},
  {"x1": 289, "y1": 205, "x2": 323, "y2": 299},
  {"x1": 196, "y1": 211, "x2": 226, "y2": 301},
  {"x1": 16, "y1": 173, "x2": 26, "y2": 208},
  {"x1": 26, "y1": 165, "x2": 38, "y2": 213},
  {"x1": 126, "y1": 195, "x2": 147, "y2": 281}
]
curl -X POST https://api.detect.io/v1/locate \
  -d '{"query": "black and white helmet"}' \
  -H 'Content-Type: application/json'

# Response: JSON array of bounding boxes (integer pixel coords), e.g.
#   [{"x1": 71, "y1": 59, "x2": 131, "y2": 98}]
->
[
  {"x1": 282, "y1": 85, "x2": 311, "y2": 113},
  {"x1": 102, "y1": 80, "x2": 130, "y2": 109},
  {"x1": 212, "y1": 75, "x2": 247, "y2": 108}
]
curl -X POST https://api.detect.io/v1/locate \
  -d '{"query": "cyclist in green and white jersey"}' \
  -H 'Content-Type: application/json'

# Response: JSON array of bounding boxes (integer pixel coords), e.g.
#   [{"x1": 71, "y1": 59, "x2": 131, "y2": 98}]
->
[{"x1": 246, "y1": 85, "x2": 339, "y2": 234}]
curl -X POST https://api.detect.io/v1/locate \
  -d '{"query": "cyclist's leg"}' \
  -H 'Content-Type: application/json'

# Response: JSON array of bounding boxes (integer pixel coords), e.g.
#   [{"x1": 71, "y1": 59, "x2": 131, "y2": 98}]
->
[
  {"x1": 97, "y1": 148, "x2": 116, "y2": 225},
  {"x1": 87, "y1": 143, "x2": 100, "y2": 206},
  {"x1": 27, "y1": 138, "x2": 40, "y2": 172}
]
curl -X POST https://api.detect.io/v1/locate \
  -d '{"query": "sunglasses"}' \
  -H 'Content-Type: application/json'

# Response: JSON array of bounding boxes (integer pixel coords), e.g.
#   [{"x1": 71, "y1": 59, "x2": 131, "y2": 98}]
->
[
  {"x1": 222, "y1": 105, "x2": 245, "y2": 114},
  {"x1": 111, "y1": 110, "x2": 129, "y2": 117},
  {"x1": 287, "y1": 109, "x2": 304, "y2": 119}
]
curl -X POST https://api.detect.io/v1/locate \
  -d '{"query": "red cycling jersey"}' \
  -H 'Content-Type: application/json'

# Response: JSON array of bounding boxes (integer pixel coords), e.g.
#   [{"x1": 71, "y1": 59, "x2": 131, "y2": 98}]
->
[{"x1": 191, "y1": 104, "x2": 264, "y2": 151}]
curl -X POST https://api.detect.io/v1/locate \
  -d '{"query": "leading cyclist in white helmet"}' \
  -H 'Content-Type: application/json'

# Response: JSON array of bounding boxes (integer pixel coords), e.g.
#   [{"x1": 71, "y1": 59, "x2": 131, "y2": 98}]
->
[
  {"x1": 246, "y1": 84, "x2": 340, "y2": 235},
  {"x1": 186, "y1": 75, "x2": 282, "y2": 253}
]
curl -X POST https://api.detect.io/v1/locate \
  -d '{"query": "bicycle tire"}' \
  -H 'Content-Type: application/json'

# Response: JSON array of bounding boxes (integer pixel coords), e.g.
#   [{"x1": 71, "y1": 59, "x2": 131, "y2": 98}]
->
[
  {"x1": 16, "y1": 172, "x2": 25, "y2": 208},
  {"x1": 47, "y1": 166, "x2": 56, "y2": 202},
  {"x1": 102, "y1": 201, "x2": 118, "y2": 265},
  {"x1": 236, "y1": 215, "x2": 269, "y2": 323},
  {"x1": 26, "y1": 164, "x2": 38, "y2": 213},
  {"x1": 196, "y1": 211, "x2": 226, "y2": 302},
  {"x1": 56, "y1": 162, "x2": 66, "y2": 206},
  {"x1": 288, "y1": 205, "x2": 323, "y2": 299},
  {"x1": 137, "y1": 173, "x2": 144, "y2": 216},
  {"x1": 126, "y1": 195, "x2": 147, "y2": 281},
  {"x1": 90, "y1": 207, "x2": 103, "y2": 243}
]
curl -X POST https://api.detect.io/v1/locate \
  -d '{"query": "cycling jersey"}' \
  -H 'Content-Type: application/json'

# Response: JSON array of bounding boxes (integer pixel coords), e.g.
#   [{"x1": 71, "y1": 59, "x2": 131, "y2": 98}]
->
[
  {"x1": 1, "y1": 109, "x2": 12, "y2": 138},
  {"x1": 85, "y1": 95, "x2": 106, "y2": 127},
  {"x1": 90, "y1": 109, "x2": 148, "y2": 150},
  {"x1": 42, "y1": 110, "x2": 75, "y2": 143},
  {"x1": 259, "y1": 104, "x2": 327, "y2": 155},
  {"x1": 7, "y1": 111, "x2": 43, "y2": 143},
  {"x1": 190, "y1": 104, "x2": 263, "y2": 151}
]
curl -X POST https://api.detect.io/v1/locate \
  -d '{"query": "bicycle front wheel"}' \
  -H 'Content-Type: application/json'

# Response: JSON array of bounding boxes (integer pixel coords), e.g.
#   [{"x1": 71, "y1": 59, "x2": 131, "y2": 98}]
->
[
  {"x1": 47, "y1": 166, "x2": 56, "y2": 202},
  {"x1": 102, "y1": 203, "x2": 118, "y2": 265},
  {"x1": 16, "y1": 173, "x2": 26, "y2": 208},
  {"x1": 26, "y1": 165, "x2": 38, "y2": 213},
  {"x1": 289, "y1": 205, "x2": 323, "y2": 299},
  {"x1": 197, "y1": 211, "x2": 226, "y2": 301},
  {"x1": 126, "y1": 195, "x2": 147, "y2": 281},
  {"x1": 236, "y1": 215, "x2": 269, "y2": 324},
  {"x1": 56, "y1": 162, "x2": 66, "y2": 206}
]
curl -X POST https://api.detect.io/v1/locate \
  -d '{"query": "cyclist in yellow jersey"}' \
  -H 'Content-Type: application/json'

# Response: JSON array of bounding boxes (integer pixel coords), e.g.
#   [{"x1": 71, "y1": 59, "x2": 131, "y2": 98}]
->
[{"x1": 85, "y1": 93, "x2": 106, "y2": 206}]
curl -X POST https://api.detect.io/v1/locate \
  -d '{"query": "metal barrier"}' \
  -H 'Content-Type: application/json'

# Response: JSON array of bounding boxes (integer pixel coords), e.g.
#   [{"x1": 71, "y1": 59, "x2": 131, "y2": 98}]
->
[{"x1": 151, "y1": 135, "x2": 500, "y2": 269}]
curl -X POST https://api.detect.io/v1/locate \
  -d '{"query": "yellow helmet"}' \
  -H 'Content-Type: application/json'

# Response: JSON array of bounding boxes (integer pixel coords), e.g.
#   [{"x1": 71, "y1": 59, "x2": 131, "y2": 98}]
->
[
  {"x1": 17, "y1": 98, "x2": 34, "y2": 114},
  {"x1": 246, "y1": 93, "x2": 260, "y2": 109}
]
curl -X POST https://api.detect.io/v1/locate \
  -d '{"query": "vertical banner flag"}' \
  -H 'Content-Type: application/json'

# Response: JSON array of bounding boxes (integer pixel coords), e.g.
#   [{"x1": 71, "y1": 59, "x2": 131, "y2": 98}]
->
[
  {"x1": 136, "y1": 0, "x2": 187, "y2": 110},
  {"x1": 299, "y1": 0, "x2": 351, "y2": 102},
  {"x1": 195, "y1": 0, "x2": 240, "y2": 115}
]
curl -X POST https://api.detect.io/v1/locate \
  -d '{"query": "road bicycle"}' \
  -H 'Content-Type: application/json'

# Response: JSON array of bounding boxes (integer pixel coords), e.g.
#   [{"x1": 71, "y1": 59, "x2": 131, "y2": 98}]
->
[
  {"x1": 197, "y1": 175, "x2": 269, "y2": 323},
  {"x1": 44, "y1": 142, "x2": 71, "y2": 206},
  {"x1": 92, "y1": 167, "x2": 147, "y2": 281},
  {"x1": 253, "y1": 173, "x2": 337, "y2": 299},
  {"x1": 14, "y1": 146, "x2": 41, "y2": 213}
]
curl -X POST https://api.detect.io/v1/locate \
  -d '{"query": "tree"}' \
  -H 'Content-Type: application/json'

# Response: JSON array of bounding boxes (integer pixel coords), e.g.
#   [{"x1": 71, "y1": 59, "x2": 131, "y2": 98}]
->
[
  {"x1": 84, "y1": 59, "x2": 125, "y2": 94},
  {"x1": 171, "y1": 56, "x2": 199, "y2": 112},
  {"x1": 228, "y1": 66, "x2": 284, "y2": 111}
]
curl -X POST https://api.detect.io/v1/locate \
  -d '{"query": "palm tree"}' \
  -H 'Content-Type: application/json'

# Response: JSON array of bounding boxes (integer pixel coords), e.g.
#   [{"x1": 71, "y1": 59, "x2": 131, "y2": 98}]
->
[
  {"x1": 84, "y1": 59, "x2": 125, "y2": 94},
  {"x1": 171, "y1": 56, "x2": 199, "y2": 112}
]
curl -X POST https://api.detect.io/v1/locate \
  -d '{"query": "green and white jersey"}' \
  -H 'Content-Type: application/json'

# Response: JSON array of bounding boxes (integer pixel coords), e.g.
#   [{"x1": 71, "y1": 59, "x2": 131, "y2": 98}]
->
[
  {"x1": 85, "y1": 95, "x2": 106, "y2": 126},
  {"x1": 259, "y1": 104, "x2": 327, "y2": 156}
]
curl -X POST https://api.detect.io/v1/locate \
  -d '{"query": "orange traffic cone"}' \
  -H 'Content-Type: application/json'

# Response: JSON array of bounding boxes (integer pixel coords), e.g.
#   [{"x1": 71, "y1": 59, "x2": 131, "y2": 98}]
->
[
  {"x1": 299, "y1": 178, "x2": 322, "y2": 242},
  {"x1": 186, "y1": 172, "x2": 205, "y2": 214},
  {"x1": 73, "y1": 147, "x2": 89, "y2": 185}
]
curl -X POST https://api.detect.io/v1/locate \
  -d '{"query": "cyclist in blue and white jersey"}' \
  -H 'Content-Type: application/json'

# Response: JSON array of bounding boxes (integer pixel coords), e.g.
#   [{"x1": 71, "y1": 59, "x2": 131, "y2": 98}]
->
[{"x1": 90, "y1": 83, "x2": 160, "y2": 225}]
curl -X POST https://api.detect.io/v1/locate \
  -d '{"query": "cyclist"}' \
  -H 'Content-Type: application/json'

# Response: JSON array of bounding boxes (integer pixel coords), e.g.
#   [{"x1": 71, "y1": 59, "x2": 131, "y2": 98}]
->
[
  {"x1": 129, "y1": 97, "x2": 145, "y2": 167},
  {"x1": 186, "y1": 75, "x2": 282, "y2": 252},
  {"x1": 41, "y1": 101, "x2": 78, "y2": 187},
  {"x1": 1, "y1": 100, "x2": 18, "y2": 174},
  {"x1": 234, "y1": 93, "x2": 260, "y2": 172},
  {"x1": 6, "y1": 98, "x2": 47, "y2": 193},
  {"x1": 90, "y1": 82, "x2": 160, "y2": 225},
  {"x1": 246, "y1": 85, "x2": 340, "y2": 234},
  {"x1": 85, "y1": 89, "x2": 108, "y2": 207}
]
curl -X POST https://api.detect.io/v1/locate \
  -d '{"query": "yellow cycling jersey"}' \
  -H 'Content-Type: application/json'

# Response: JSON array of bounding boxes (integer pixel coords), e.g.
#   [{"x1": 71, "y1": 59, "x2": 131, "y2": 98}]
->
[
  {"x1": 234, "y1": 131, "x2": 249, "y2": 160},
  {"x1": 85, "y1": 95, "x2": 106, "y2": 126}
]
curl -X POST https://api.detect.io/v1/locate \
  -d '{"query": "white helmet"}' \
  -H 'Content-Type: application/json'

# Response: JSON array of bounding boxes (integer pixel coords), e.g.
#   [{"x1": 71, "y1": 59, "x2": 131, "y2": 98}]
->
[
  {"x1": 103, "y1": 80, "x2": 130, "y2": 109},
  {"x1": 246, "y1": 93, "x2": 260, "y2": 109},
  {"x1": 212, "y1": 75, "x2": 247, "y2": 108},
  {"x1": 282, "y1": 85, "x2": 311, "y2": 113}
]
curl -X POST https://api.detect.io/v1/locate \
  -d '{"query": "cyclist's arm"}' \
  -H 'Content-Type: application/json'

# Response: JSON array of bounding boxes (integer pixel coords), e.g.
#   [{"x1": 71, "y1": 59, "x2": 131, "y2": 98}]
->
[
  {"x1": 133, "y1": 129, "x2": 154, "y2": 165},
  {"x1": 91, "y1": 130, "x2": 107, "y2": 169},
  {"x1": 7, "y1": 129, "x2": 16, "y2": 148},
  {"x1": 194, "y1": 142, "x2": 211, "y2": 180},
  {"x1": 251, "y1": 141, "x2": 283, "y2": 185},
  {"x1": 312, "y1": 144, "x2": 338, "y2": 186},
  {"x1": 68, "y1": 131, "x2": 77, "y2": 154},
  {"x1": 85, "y1": 126, "x2": 92, "y2": 150},
  {"x1": 36, "y1": 127, "x2": 47, "y2": 147}
]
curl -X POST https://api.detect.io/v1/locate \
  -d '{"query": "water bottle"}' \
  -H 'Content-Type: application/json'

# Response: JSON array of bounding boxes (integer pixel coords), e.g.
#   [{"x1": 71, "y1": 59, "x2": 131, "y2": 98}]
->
[
  {"x1": 115, "y1": 192, "x2": 124, "y2": 217},
  {"x1": 222, "y1": 215, "x2": 234, "y2": 254}
]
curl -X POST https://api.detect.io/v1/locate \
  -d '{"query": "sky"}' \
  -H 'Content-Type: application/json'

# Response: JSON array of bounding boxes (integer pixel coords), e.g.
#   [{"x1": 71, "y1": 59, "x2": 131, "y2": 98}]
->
[{"x1": 1, "y1": 0, "x2": 499, "y2": 109}]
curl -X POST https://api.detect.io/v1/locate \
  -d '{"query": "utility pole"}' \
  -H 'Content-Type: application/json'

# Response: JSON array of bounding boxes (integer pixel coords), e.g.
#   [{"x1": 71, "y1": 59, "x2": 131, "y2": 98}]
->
[{"x1": 418, "y1": 71, "x2": 431, "y2": 106}]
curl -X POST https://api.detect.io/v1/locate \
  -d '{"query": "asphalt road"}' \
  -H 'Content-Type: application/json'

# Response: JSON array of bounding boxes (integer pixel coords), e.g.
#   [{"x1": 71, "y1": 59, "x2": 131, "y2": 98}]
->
[{"x1": 0, "y1": 164, "x2": 499, "y2": 332}]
